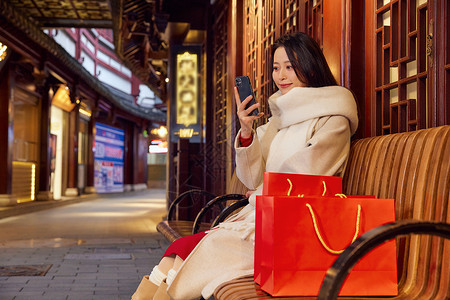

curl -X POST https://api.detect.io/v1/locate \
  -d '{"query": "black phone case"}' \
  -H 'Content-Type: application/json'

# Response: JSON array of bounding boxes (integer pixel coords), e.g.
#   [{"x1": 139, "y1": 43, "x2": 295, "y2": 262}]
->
[{"x1": 235, "y1": 76, "x2": 259, "y2": 116}]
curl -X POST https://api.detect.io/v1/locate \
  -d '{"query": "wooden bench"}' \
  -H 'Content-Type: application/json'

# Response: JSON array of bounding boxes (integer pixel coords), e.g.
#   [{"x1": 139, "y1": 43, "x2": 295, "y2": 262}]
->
[{"x1": 213, "y1": 125, "x2": 450, "y2": 299}]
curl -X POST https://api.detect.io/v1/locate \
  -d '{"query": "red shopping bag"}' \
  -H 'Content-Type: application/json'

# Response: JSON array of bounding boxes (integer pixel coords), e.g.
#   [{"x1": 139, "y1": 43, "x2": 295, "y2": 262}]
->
[
  {"x1": 255, "y1": 195, "x2": 398, "y2": 297},
  {"x1": 255, "y1": 172, "x2": 343, "y2": 284}
]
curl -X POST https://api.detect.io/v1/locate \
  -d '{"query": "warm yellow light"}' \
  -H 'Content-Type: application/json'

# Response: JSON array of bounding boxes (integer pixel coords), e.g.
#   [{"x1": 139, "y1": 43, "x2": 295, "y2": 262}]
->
[
  {"x1": 52, "y1": 85, "x2": 76, "y2": 112},
  {"x1": 179, "y1": 128, "x2": 194, "y2": 138},
  {"x1": 31, "y1": 163, "x2": 36, "y2": 201},
  {"x1": 157, "y1": 126, "x2": 167, "y2": 138},
  {"x1": 13, "y1": 161, "x2": 36, "y2": 202},
  {"x1": 0, "y1": 42, "x2": 7, "y2": 61},
  {"x1": 79, "y1": 107, "x2": 92, "y2": 117},
  {"x1": 165, "y1": 78, "x2": 169, "y2": 83},
  {"x1": 151, "y1": 126, "x2": 168, "y2": 138}
]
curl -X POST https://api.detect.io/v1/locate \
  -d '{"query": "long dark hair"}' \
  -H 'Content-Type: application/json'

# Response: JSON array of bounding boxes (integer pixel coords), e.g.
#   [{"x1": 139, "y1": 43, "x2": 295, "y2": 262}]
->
[{"x1": 271, "y1": 32, "x2": 337, "y2": 87}]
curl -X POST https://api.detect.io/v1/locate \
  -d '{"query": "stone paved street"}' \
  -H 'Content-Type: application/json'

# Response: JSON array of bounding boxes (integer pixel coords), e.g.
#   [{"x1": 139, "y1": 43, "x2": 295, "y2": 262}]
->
[{"x1": 0, "y1": 189, "x2": 170, "y2": 300}]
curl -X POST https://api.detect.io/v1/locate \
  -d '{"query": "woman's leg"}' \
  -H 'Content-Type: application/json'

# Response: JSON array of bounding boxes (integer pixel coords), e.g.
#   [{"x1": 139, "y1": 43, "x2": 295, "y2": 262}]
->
[
  {"x1": 132, "y1": 255, "x2": 178, "y2": 300},
  {"x1": 165, "y1": 255, "x2": 184, "y2": 287},
  {"x1": 133, "y1": 231, "x2": 206, "y2": 299},
  {"x1": 153, "y1": 255, "x2": 184, "y2": 300},
  {"x1": 157, "y1": 255, "x2": 176, "y2": 274},
  {"x1": 173, "y1": 255, "x2": 184, "y2": 271}
]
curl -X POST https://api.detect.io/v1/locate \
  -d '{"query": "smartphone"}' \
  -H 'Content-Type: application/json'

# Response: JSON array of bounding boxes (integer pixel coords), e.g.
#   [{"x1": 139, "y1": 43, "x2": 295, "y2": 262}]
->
[{"x1": 235, "y1": 76, "x2": 259, "y2": 116}]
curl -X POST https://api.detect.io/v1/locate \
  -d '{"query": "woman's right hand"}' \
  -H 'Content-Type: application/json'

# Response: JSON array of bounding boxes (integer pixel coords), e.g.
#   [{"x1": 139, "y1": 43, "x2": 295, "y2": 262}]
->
[{"x1": 234, "y1": 87, "x2": 264, "y2": 138}]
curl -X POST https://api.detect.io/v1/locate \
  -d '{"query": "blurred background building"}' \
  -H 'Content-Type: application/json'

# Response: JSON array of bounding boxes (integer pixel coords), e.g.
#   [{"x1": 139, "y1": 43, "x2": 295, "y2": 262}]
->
[{"x1": 0, "y1": 0, "x2": 448, "y2": 207}]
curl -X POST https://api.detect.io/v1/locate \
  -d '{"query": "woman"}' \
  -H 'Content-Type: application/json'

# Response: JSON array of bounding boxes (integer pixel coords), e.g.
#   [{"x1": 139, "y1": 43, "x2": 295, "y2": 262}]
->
[{"x1": 132, "y1": 32, "x2": 358, "y2": 300}]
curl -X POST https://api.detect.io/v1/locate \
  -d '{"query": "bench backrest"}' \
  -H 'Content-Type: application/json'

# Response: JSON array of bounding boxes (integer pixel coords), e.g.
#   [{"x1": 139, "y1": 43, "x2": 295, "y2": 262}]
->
[{"x1": 343, "y1": 125, "x2": 449, "y2": 299}]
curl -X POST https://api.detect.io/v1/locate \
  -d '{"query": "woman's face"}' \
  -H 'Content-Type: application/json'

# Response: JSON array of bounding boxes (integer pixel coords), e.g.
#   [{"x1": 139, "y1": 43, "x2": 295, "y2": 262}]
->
[{"x1": 272, "y1": 47, "x2": 307, "y2": 94}]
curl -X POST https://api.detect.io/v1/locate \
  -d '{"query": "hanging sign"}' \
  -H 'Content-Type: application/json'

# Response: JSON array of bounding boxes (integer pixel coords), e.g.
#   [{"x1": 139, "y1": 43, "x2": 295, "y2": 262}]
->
[{"x1": 170, "y1": 45, "x2": 202, "y2": 142}]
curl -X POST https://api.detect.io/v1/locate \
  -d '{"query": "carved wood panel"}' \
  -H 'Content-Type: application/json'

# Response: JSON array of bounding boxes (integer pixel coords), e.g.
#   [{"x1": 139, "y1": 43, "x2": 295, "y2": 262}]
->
[
  {"x1": 210, "y1": 0, "x2": 230, "y2": 194},
  {"x1": 243, "y1": 0, "x2": 323, "y2": 126},
  {"x1": 372, "y1": 0, "x2": 448, "y2": 134},
  {"x1": 9, "y1": 0, "x2": 111, "y2": 21},
  {"x1": 374, "y1": 0, "x2": 431, "y2": 134}
]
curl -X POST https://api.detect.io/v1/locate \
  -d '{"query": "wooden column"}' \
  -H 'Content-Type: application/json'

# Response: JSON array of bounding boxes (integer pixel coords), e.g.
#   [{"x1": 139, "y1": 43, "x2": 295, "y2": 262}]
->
[
  {"x1": 66, "y1": 103, "x2": 79, "y2": 196},
  {"x1": 124, "y1": 122, "x2": 134, "y2": 191},
  {"x1": 323, "y1": 0, "x2": 345, "y2": 85},
  {"x1": 364, "y1": 0, "x2": 376, "y2": 137},
  {"x1": 0, "y1": 63, "x2": 16, "y2": 206},
  {"x1": 348, "y1": 0, "x2": 366, "y2": 139},
  {"x1": 84, "y1": 110, "x2": 96, "y2": 194},
  {"x1": 176, "y1": 138, "x2": 190, "y2": 196},
  {"x1": 133, "y1": 126, "x2": 148, "y2": 191},
  {"x1": 35, "y1": 69, "x2": 53, "y2": 201}
]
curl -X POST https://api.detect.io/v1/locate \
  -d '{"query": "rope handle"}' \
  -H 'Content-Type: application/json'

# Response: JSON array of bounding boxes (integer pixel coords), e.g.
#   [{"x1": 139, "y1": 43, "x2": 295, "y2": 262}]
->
[
  {"x1": 286, "y1": 178, "x2": 346, "y2": 198},
  {"x1": 306, "y1": 203, "x2": 361, "y2": 255}
]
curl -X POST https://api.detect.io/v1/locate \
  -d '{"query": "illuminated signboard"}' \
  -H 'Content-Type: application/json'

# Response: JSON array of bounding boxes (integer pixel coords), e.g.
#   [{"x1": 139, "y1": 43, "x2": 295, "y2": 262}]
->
[
  {"x1": 176, "y1": 52, "x2": 198, "y2": 127},
  {"x1": 94, "y1": 123, "x2": 124, "y2": 193},
  {"x1": 149, "y1": 139, "x2": 168, "y2": 154},
  {"x1": 170, "y1": 45, "x2": 201, "y2": 143}
]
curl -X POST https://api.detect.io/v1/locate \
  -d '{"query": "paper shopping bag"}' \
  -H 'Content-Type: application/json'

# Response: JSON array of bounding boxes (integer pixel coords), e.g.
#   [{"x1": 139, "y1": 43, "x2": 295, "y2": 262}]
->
[
  {"x1": 255, "y1": 195, "x2": 398, "y2": 297},
  {"x1": 255, "y1": 173, "x2": 343, "y2": 284}
]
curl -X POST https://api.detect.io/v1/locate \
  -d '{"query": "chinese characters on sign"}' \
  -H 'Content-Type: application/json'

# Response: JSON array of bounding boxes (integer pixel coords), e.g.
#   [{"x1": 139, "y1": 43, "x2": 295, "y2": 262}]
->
[
  {"x1": 176, "y1": 52, "x2": 198, "y2": 127},
  {"x1": 170, "y1": 46, "x2": 201, "y2": 142}
]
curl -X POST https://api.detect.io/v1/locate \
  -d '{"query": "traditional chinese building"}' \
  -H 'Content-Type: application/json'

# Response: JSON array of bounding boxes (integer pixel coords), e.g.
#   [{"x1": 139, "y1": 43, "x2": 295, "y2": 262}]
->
[
  {"x1": 0, "y1": 1, "x2": 166, "y2": 205},
  {"x1": 0, "y1": 0, "x2": 448, "y2": 206}
]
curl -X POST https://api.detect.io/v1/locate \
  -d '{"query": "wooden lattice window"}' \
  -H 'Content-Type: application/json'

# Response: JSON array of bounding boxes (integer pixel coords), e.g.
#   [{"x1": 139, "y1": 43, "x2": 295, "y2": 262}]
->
[
  {"x1": 374, "y1": 0, "x2": 430, "y2": 134},
  {"x1": 210, "y1": 0, "x2": 230, "y2": 194},
  {"x1": 260, "y1": 0, "x2": 275, "y2": 117},
  {"x1": 302, "y1": 0, "x2": 323, "y2": 47},
  {"x1": 244, "y1": 0, "x2": 323, "y2": 126},
  {"x1": 244, "y1": 0, "x2": 261, "y2": 107}
]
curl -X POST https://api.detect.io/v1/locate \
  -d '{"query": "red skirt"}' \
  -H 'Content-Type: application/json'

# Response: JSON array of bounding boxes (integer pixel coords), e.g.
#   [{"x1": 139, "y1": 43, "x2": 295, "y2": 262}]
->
[{"x1": 163, "y1": 231, "x2": 208, "y2": 260}]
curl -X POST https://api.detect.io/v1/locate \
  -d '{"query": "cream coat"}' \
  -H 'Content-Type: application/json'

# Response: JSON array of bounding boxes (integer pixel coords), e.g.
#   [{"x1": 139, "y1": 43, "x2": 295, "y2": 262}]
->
[{"x1": 167, "y1": 86, "x2": 358, "y2": 299}]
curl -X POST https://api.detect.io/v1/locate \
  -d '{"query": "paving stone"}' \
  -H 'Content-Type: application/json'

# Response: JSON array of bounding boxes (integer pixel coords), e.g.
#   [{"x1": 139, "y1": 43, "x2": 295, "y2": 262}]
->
[
  {"x1": 67, "y1": 295, "x2": 97, "y2": 300},
  {"x1": 5, "y1": 277, "x2": 31, "y2": 283},
  {"x1": 10, "y1": 290, "x2": 45, "y2": 296},
  {"x1": 0, "y1": 285, "x2": 23, "y2": 292},
  {"x1": 74, "y1": 273, "x2": 98, "y2": 279},
  {"x1": 65, "y1": 253, "x2": 132, "y2": 260}
]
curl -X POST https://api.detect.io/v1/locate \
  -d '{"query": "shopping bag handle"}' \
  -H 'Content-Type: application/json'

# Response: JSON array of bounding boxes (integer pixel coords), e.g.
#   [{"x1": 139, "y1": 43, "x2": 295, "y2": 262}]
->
[
  {"x1": 306, "y1": 203, "x2": 361, "y2": 255},
  {"x1": 287, "y1": 178, "x2": 344, "y2": 197}
]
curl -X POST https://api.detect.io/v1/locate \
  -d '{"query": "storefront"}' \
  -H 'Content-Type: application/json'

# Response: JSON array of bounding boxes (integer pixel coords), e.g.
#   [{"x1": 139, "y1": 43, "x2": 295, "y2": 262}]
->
[
  {"x1": 12, "y1": 85, "x2": 40, "y2": 203},
  {"x1": 0, "y1": 6, "x2": 166, "y2": 206}
]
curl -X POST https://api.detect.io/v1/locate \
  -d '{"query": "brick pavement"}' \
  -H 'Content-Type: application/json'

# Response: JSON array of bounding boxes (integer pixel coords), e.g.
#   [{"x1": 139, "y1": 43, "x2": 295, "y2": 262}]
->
[{"x1": 0, "y1": 189, "x2": 170, "y2": 300}]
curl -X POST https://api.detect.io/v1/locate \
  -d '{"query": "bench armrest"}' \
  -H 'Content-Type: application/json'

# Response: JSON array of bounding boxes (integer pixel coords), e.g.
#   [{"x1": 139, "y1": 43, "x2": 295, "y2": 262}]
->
[
  {"x1": 167, "y1": 189, "x2": 216, "y2": 220},
  {"x1": 192, "y1": 194, "x2": 248, "y2": 234},
  {"x1": 318, "y1": 220, "x2": 450, "y2": 300},
  {"x1": 211, "y1": 198, "x2": 249, "y2": 228}
]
